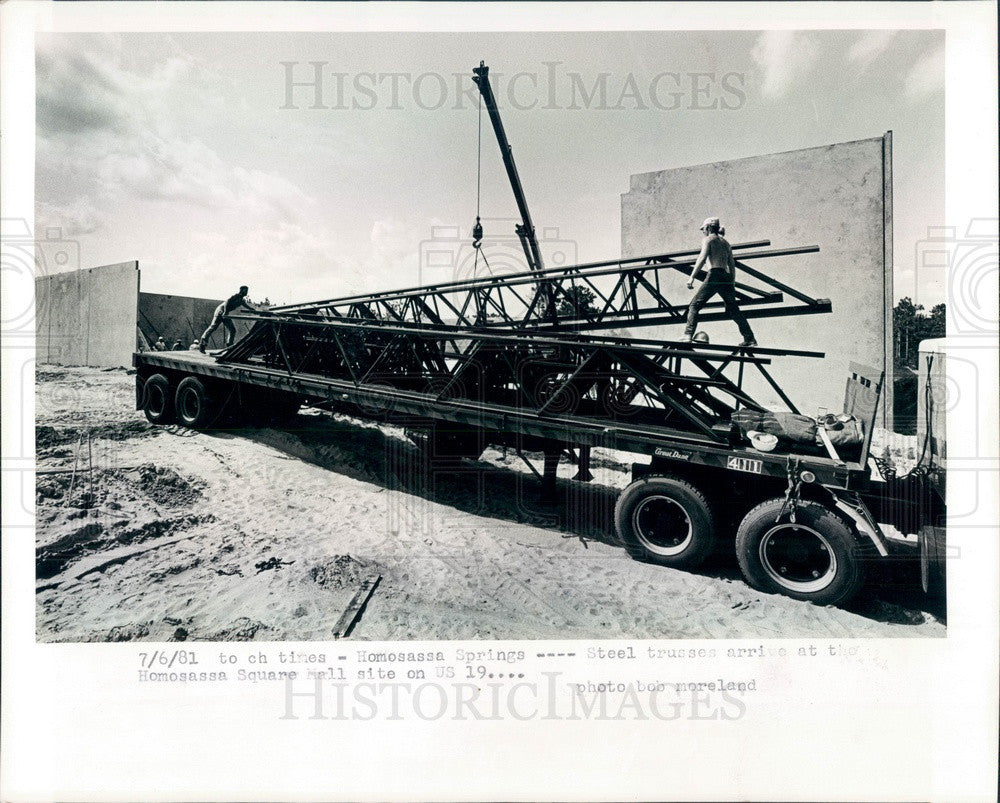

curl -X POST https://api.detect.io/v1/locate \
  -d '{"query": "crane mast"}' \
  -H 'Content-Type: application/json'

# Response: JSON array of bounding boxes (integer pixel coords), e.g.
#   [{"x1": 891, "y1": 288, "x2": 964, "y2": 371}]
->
[{"x1": 471, "y1": 61, "x2": 546, "y2": 275}]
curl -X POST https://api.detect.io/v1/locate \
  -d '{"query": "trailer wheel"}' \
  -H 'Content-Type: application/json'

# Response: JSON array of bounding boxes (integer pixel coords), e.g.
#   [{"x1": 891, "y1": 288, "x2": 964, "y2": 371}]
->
[
  {"x1": 615, "y1": 476, "x2": 716, "y2": 568},
  {"x1": 142, "y1": 374, "x2": 174, "y2": 424},
  {"x1": 174, "y1": 377, "x2": 219, "y2": 429},
  {"x1": 736, "y1": 499, "x2": 866, "y2": 606},
  {"x1": 919, "y1": 525, "x2": 947, "y2": 598}
]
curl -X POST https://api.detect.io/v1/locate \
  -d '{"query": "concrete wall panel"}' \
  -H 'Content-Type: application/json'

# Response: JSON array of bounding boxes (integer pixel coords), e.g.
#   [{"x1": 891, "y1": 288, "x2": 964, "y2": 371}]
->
[
  {"x1": 85, "y1": 262, "x2": 138, "y2": 366},
  {"x1": 621, "y1": 135, "x2": 893, "y2": 425},
  {"x1": 36, "y1": 263, "x2": 257, "y2": 365},
  {"x1": 138, "y1": 293, "x2": 253, "y2": 350},
  {"x1": 35, "y1": 262, "x2": 138, "y2": 367}
]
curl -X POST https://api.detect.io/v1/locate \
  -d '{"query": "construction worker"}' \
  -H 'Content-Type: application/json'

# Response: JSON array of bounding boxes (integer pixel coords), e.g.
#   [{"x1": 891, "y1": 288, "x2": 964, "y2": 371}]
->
[
  {"x1": 200, "y1": 286, "x2": 255, "y2": 352},
  {"x1": 683, "y1": 217, "x2": 757, "y2": 347},
  {"x1": 153, "y1": 336, "x2": 167, "y2": 351},
  {"x1": 171, "y1": 339, "x2": 183, "y2": 350}
]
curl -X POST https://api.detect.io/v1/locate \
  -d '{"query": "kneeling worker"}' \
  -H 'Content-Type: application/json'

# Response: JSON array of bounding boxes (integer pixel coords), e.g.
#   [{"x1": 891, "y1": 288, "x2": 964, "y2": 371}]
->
[
  {"x1": 200, "y1": 285, "x2": 256, "y2": 352},
  {"x1": 683, "y1": 217, "x2": 757, "y2": 347}
]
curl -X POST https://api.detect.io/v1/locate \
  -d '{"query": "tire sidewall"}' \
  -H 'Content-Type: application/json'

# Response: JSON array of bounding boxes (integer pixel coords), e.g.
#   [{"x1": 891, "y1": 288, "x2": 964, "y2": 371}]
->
[
  {"x1": 175, "y1": 377, "x2": 214, "y2": 429},
  {"x1": 142, "y1": 374, "x2": 174, "y2": 424},
  {"x1": 615, "y1": 476, "x2": 715, "y2": 568},
  {"x1": 736, "y1": 499, "x2": 865, "y2": 606}
]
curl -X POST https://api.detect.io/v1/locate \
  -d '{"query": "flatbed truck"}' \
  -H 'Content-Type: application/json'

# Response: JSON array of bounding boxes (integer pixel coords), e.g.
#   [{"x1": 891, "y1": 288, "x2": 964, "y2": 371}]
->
[
  {"x1": 132, "y1": 60, "x2": 945, "y2": 608},
  {"x1": 134, "y1": 332, "x2": 945, "y2": 608}
]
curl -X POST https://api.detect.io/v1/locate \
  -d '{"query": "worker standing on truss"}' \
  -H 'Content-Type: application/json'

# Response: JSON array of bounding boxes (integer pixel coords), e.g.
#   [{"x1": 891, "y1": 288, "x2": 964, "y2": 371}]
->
[{"x1": 683, "y1": 217, "x2": 757, "y2": 347}]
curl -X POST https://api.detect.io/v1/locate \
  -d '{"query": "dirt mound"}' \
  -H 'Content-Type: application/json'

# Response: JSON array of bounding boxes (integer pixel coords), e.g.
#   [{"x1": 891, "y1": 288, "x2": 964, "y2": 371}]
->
[
  {"x1": 309, "y1": 554, "x2": 375, "y2": 590},
  {"x1": 36, "y1": 464, "x2": 205, "y2": 511},
  {"x1": 36, "y1": 512, "x2": 214, "y2": 580},
  {"x1": 210, "y1": 617, "x2": 272, "y2": 641},
  {"x1": 36, "y1": 368, "x2": 69, "y2": 382},
  {"x1": 105, "y1": 623, "x2": 150, "y2": 642},
  {"x1": 35, "y1": 422, "x2": 160, "y2": 452},
  {"x1": 121, "y1": 465, "x2": 206, "y2": 508}
]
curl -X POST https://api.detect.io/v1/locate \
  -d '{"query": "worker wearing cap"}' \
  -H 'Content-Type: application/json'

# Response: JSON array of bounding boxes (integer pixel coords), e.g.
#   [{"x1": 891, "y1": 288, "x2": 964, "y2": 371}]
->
[
  {"x1": 200, "y1": 286, "x2": 255, "y2": 352},
  {"x1": 683, "y1": 217, "x2": 757, "y2": 347}
]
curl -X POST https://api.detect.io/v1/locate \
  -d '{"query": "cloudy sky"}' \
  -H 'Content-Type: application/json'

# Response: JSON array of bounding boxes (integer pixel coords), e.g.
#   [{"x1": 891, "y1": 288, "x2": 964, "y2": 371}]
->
[{"x1": 35, "y1": 30, "x2": 944, "y2": 306}]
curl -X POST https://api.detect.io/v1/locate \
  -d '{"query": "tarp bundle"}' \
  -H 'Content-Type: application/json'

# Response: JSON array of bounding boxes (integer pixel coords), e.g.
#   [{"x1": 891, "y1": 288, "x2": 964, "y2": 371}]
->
[{"x1": 732, "y1": 409, "x2": 864, "y2": 451}]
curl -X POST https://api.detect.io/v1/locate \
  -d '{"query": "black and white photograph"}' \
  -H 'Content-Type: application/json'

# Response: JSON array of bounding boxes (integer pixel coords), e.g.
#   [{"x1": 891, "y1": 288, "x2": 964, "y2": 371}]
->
[
  {"x1": 29, "y1": 27, "x2": 955, "y2": 641},
  {"x1": 2, "y1": 2, "x2": 997, "y2": 801}
]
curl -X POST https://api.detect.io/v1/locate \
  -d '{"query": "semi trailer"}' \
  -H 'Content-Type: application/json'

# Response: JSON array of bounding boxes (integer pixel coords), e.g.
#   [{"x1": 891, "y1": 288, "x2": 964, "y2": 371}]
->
[{"x1": 133, "y1": 62, "x2": 946, "y2": 607}]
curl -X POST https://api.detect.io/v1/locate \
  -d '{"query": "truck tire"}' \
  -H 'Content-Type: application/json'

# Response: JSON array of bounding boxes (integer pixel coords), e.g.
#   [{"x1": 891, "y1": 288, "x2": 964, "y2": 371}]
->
[
  {"x1": 615, "y1": 475, "x2": 716, "y2": 569},
  {"x1": 174, "y1": 377, "x2": 220, "y2": 429},
  {"x1": 736, "y1": 499, "x2": 866, "y2": 606},
  {"x1": 919, "y1": 525, "x2": 947, "y2": 598},
  {"x1": 142, "y1": 374, "x2": 174, "y2": 424}
]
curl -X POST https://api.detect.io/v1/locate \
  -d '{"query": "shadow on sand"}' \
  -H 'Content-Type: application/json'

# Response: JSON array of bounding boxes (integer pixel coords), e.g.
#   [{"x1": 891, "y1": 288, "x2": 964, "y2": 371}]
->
[{"x1": 205, "y1": 411, "x2": 945, "y2": 628}]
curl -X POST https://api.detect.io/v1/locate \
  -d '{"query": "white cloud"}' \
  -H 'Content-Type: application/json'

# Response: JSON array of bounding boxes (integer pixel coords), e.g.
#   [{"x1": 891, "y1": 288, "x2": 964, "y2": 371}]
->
[
  {"x1": 904, "y1": 44, "x2": 945, "y2": 102},
  {"x1": 36, "y1": 199, "x2": 102, "y2": 238},
  {"x1": 750, "y1": 31, "x2": 820, "y2": 100},
  {"x1": 35, "y1": 34, "x2": 354, "y2": 301},
  {"x1": 846, "y1": 31, "x2": 898, "y2": 74}
]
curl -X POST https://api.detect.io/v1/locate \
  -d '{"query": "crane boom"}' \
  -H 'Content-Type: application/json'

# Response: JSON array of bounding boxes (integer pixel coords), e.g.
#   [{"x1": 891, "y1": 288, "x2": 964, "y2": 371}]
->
[{"x1": 472, "y1": 61, "x2": 545, "y2": 275}]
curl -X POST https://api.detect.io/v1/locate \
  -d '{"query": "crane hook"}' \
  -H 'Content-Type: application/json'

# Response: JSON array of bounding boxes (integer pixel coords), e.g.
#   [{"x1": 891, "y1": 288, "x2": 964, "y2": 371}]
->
[{"x1": 472, "y1": 216, "x2": 483, "y2": 249}]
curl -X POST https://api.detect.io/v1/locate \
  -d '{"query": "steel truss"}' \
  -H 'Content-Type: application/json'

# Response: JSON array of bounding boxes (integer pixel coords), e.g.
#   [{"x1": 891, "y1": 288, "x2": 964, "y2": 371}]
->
[
  {"x1": 270, "y1": 239, "x2": 831, "y2": 335},
  {"x1": 218, "y1": 313, "x2": 824, "y2": 442}
]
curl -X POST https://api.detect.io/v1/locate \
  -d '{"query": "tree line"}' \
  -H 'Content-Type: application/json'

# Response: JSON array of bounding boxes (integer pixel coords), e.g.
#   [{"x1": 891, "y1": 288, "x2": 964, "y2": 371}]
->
[{"x1": 893, "y1": 297, "x2": 945, "y2": 370}]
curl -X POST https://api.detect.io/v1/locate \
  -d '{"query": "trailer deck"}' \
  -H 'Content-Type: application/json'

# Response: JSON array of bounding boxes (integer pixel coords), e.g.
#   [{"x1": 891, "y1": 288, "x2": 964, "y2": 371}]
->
[{"x1": 134, "y1": 345, "x2": 873, "y2": 488}]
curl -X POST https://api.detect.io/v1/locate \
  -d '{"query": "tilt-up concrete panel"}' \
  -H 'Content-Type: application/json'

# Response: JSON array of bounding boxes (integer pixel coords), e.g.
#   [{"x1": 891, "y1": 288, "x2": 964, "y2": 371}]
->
[
  {"x1": 621, "y1": 134, "x2": 893, "y2": 427},
  {"x1": 138, "y1": 293, "x2": 253, "y2": 351},
  {"x1": 35, "y1": 261, "x2": 139, "y2": 368}
]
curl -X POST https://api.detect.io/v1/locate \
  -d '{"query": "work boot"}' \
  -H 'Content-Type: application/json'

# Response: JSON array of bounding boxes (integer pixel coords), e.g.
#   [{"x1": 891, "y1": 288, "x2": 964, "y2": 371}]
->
[
  {"x1": 681, "y1": 333, "x2": 695, "y2": 343},
  {"x1": 739, "y1": 338, "x2": 758, "y2": 348}
]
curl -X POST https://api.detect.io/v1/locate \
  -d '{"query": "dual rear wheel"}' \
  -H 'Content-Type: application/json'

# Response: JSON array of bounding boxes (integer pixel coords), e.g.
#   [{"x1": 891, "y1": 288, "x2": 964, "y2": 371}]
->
[
  {"x1": 614, "y1": 475, "x2": 866, "y2": 606},
  {"x1": 143, "y1": 374, "x2": 297, "y2": 429}
]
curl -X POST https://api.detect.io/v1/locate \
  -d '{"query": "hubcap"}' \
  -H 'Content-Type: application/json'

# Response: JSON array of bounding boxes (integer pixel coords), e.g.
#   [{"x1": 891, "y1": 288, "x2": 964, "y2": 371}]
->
[
  {"x1": 759, "y1": 524, "x2": 837, "y2": 593},
  {"x1": 632, "y1": 495, "x2": 693, "y2": 556}
]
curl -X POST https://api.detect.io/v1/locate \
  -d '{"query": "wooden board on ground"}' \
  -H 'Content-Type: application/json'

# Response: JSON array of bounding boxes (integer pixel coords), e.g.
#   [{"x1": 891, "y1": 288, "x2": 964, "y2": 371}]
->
[{"x1": 332, "y1": 575, "x2": 381, "y2": 639}]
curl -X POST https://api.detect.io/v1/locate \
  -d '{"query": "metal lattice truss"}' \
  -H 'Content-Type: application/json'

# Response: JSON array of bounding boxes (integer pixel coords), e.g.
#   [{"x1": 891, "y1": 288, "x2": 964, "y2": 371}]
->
[
  {"x1": 270, "y1": 240, "x2": 831, "y2": 334},
  {"x1": 218, "y1": 314, "x2": 823, "y2": 441}
]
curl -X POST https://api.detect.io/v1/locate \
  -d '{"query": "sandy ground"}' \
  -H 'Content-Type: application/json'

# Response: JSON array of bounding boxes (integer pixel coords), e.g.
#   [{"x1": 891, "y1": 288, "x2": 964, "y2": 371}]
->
[{"x1": 34, "y1": 365, "x2": 944, "y2": 642}]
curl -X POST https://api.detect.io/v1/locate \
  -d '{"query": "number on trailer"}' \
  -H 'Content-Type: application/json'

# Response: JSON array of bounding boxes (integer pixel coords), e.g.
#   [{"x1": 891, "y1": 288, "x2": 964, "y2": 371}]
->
[{"x1": 726, "y1": 456, "x2": 763, "y2": 474}]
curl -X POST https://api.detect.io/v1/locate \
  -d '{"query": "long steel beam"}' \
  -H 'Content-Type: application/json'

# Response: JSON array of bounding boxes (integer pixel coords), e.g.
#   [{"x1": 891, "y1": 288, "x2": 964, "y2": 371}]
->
[
  {"x1": 271, "y1": 240, "x2": 773, "y2": 313},
  {"x1": 215, "y1": 312, "x2": 821, "y2": 445},
  {"x1": 270, "y1": 241, "x2": 829, "y2": 334}
]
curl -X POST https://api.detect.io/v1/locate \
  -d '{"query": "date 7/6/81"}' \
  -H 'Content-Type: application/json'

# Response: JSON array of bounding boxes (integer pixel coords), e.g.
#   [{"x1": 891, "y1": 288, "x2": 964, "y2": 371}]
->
[{"x1": 139, "y1": 650, "x2": 198, "y2": 669}]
